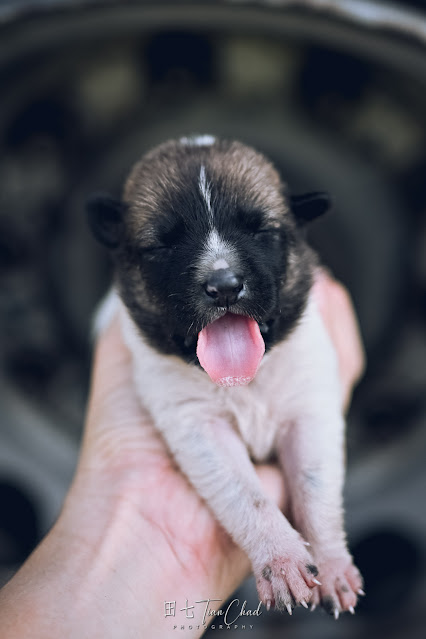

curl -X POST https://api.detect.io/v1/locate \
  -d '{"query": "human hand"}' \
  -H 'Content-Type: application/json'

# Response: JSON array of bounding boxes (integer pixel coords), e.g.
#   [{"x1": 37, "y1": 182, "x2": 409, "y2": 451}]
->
[
  {"x1": 314, "y1": 269, "x2": 366, "y2": 411},
  {"x1": 0, "y1": 313, "x2": 284, "y2": 639},
  {"x1": 68, "y1": 269, "x2": 365, "y2": 633},
  {"x1": 0, "y1": 271, "x2": 365, "y2": 639}
]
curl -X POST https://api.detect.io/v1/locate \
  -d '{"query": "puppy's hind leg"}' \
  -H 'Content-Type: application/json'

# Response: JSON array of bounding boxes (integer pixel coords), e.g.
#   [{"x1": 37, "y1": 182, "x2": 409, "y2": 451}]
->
[{"x1": 276, "y1": 413, "x2": 364, "y2": 617}]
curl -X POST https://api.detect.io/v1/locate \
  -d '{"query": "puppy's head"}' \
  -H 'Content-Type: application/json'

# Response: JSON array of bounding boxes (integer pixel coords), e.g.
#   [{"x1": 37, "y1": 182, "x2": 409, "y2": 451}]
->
[{"x1": 88, "y1": 136, "x2": 329, "y2": 386}]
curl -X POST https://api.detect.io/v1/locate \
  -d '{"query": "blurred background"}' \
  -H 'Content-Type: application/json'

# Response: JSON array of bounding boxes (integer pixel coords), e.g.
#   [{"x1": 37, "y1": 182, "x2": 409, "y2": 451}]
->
[{"x1": 0, "y1": 0, "x2": 425, "y2": 637}]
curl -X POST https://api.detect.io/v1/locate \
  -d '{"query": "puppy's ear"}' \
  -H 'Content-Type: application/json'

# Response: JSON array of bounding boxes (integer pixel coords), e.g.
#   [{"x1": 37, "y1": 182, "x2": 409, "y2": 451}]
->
[
  {"x1": 290, "y1": 192, "x2": 331, "y2": 226},
  {"x1": 86, "y1": 193, "x2": 125, "y2": 248}
]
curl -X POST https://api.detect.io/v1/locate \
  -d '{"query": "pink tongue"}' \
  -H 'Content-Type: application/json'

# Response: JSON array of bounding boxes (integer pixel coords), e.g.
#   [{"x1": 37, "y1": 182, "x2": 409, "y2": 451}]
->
[{"x1": 197, "y1": 314, "x2": 265, "y2": 387}]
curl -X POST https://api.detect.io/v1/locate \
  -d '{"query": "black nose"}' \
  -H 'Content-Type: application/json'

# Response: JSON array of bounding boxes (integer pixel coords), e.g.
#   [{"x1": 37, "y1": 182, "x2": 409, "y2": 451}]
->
[{"x1": 203, "y1": 269, "x2": 244, "y2": 307}]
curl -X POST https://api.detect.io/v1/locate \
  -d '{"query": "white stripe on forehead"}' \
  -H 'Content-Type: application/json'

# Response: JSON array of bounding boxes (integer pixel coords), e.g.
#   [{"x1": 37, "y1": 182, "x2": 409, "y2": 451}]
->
[
  {"x1": 205, "y1": 229, "x2": 230, "y2": 257},
  {"x1": 199, "y1": 165, "x2": 213, "y2": 220}
]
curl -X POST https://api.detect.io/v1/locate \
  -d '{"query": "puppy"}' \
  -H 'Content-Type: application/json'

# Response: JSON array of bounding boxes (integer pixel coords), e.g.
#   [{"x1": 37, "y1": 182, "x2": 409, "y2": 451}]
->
[{"x1": 88, "y1": 135, "x2": 363, "y2": 617}]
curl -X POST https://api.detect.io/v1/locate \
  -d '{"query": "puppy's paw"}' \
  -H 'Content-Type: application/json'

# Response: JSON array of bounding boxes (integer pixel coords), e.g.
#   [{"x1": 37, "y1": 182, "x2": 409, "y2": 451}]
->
[
  {"x1": 255, "y1": 548, "x2": 320, "y2": 614},
  {"x1": 314, "y1": 555, "x2": 364, "y2": 618}
]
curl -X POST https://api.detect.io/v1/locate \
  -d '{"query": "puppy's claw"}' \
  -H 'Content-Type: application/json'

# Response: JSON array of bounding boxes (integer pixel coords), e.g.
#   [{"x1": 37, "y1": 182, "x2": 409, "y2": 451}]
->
[
  {"x1": 312, "y1": 578, "x2": 322, "y2": 586},
  {"x1": 286, "y1": 604, "x2": 293, "y2": 616},
  {"x1": 300, "y1": 599, "x2": 309, "y2": 609},
  {"x1": 349, "y1": 606, "x2": 355, "y2": 615},
  {"x1": 334, "y1": 608, "x2": 339, "y2": 620},
  {"x1": 310, "y1": 603, "x2": 316, "y2": 612},
  {"x1": 357, "y1": 589, "x2": 366, "y2": 596},
  {"x1": 266, "y1": 600, "x2": 272, "y2": 612},
  {"x1": 303, "y1": 541, "x2": 311, "y2": 547}
]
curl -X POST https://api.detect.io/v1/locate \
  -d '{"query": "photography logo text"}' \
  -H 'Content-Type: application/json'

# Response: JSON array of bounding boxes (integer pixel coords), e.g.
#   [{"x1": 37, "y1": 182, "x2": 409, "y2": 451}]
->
[{"x1": 164, "y1": 597, "x2": 263, "y2": 631}]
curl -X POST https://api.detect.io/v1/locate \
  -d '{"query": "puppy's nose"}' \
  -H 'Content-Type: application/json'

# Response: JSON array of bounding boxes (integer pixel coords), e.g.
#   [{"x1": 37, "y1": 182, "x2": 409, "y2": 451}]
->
[{"x1": 203, "y1": 269, "x2": 244, "y2": 307}]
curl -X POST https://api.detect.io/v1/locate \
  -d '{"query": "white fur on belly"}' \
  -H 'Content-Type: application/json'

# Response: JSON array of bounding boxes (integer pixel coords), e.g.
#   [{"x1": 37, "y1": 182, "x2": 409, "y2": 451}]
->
[{"x1": 95, "y1": 289, "x2": 341, "y2": 463}]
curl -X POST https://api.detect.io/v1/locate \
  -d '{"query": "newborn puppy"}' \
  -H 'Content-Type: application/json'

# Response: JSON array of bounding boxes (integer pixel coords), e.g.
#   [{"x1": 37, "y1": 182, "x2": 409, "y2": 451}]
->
[{"x1": 88, "y1": 135, "x2": 363, "y2": 617}]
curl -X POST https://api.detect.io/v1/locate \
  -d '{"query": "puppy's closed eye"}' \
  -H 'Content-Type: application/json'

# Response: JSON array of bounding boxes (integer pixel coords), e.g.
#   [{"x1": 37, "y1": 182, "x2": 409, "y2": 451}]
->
[
  {"x1": 140, "y1": 245, "x2": 175, "y2": 255},
  {"x1": 158, "y1": 218, "x2": 186, "y2": 248}
]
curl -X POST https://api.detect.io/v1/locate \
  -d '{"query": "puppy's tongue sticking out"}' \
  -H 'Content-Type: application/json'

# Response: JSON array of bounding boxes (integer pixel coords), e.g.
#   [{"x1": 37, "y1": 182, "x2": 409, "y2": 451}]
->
[{"x1": 197, "y1": 314, "x2": 265, "y2": 387}]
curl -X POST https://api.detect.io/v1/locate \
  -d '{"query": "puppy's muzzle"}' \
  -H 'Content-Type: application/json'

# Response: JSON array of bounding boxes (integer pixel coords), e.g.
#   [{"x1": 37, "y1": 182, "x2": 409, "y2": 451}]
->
[{"x1": 203, "y1": 268, "x2": 244, "y2": 307}]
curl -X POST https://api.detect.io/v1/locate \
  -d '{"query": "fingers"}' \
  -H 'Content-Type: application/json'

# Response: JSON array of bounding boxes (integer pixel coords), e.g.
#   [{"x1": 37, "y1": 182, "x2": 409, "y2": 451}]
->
[
  {"x1": 313, "y1": 269, "x2": 366, "y2": 411},
  {"x1": 84, "y1": 315, "x2": 149, "y2": 441},
  {"x1": 90, "y1": 316, "x2": 133, "y2": 401}
]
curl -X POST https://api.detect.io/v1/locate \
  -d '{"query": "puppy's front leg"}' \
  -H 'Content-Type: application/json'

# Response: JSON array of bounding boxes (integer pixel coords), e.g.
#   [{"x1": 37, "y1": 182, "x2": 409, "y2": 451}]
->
[
  {"x1": 156, "y1": 415, "x2": 319, "y2": 612},
  {"x1": 277, "y1": 414, "x2": 363, "y2": 617}
]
